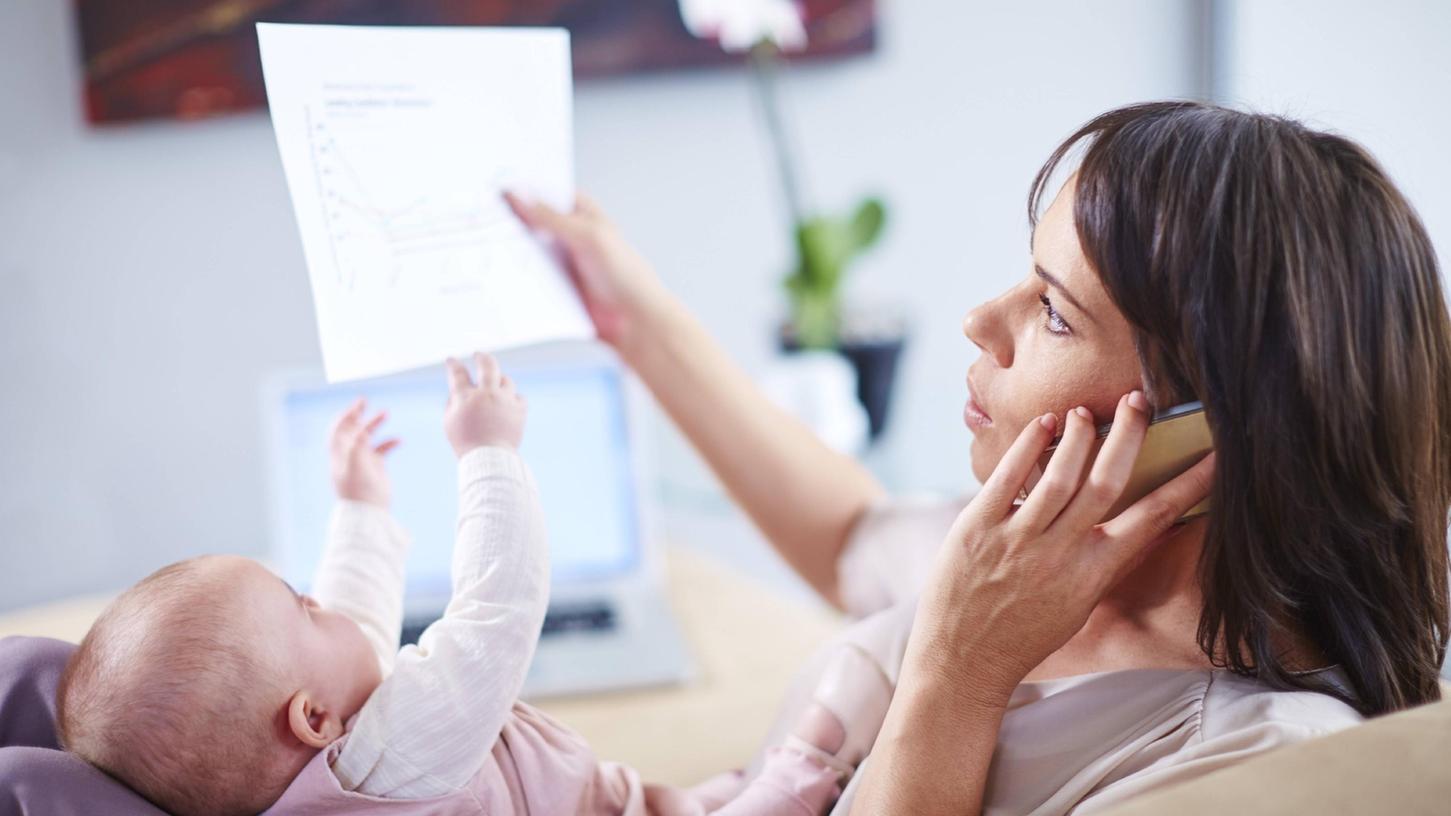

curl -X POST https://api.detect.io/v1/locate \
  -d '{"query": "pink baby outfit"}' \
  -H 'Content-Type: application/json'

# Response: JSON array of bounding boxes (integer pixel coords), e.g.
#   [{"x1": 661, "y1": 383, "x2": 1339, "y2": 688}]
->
[{"x1": 266, "y1": 702, "x2": 841, "y2": 816}]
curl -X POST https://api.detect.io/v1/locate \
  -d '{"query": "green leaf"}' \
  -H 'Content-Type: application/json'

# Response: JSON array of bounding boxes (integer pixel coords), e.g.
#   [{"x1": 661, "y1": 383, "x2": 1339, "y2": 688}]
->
[
  {"x1": 783, "y1": 197, "x2": 889, "y2": 346},
  {"x1": 847, "y1": 197, "x2": 886, "y2": 252},
  {"x1": 794, "y1": 218, "x2": 847, "y2": 291}
]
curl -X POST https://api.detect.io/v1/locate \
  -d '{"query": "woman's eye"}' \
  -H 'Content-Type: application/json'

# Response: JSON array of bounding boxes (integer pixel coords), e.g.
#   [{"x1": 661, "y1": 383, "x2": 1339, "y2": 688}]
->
[{"x1": 1038, "y1": 293, "x2": 1071, "y2": 336}]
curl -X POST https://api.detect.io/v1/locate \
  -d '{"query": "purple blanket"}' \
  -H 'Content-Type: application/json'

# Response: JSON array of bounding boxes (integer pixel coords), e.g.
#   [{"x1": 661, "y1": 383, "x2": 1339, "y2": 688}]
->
[{"x1": 0, "y1": 636, "x2": 164, "y2": 815}]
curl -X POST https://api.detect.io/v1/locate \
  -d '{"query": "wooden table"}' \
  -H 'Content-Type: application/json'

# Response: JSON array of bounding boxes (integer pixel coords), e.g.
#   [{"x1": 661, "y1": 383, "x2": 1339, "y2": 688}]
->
[{"x1": 0, "y1": 547, "x2": 844, "y2": 787}]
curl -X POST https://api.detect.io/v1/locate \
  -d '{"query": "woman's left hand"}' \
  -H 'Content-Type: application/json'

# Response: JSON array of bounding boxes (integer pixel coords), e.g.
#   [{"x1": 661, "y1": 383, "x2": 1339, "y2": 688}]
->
[{"x1": 908, "y1": 390, "x2": 1216, "y2": 704}]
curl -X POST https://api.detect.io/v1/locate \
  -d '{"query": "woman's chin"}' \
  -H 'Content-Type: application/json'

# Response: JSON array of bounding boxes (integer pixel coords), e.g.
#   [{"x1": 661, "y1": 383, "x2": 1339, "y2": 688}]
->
[{"x1": 967, "y1": 436, "x2": 994, "y2": 485}]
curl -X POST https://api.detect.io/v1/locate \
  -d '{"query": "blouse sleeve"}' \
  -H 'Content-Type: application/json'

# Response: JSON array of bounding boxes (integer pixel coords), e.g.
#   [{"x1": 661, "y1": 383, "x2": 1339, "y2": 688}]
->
[{"x1": 834, "y1": 492, "x2": 973, "y2": 618}]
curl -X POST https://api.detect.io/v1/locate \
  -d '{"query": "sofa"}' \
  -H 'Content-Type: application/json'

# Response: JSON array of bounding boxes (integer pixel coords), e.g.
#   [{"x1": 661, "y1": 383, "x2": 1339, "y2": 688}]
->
[{"x1": 3, "y1": 634, "x2": 1448, "y2": 815}]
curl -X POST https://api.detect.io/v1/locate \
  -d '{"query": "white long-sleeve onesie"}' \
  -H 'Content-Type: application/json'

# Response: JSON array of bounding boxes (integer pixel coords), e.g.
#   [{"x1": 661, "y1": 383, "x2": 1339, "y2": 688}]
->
[{"x1": 309, "y1": 445, "x2": 549, "y2": 798}]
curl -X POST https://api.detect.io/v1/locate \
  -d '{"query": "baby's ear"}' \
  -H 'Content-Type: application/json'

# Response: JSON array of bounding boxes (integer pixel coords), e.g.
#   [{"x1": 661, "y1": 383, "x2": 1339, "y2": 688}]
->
[{"x1": 286, "y1": 690, "x2": 344, "y2": 749}]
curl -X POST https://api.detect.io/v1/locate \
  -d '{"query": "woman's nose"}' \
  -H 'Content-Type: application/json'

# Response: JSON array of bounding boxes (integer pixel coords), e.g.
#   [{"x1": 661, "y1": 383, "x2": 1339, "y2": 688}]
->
[{"x1": 963, "y1": 298, "x2": 1013, "y2": 368}]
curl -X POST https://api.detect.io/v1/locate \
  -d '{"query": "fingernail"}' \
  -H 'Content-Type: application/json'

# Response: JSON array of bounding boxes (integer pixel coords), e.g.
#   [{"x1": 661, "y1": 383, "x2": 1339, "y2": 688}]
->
[
  {"x1": 1128, "y1": 390, "x2": 1149, "y2": 412},
  {"x1": 1039, "y1": 413, "x2": 1057, "y2": 432},
  {"x1": 1074, "y1": 406, "x2": 1092, "y2": 420}
]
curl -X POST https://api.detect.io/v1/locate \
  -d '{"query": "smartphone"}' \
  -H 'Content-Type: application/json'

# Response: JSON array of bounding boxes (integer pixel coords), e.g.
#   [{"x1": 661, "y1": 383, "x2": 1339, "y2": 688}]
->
[{"x1": 1016, "y1": 401, "x2": 1212, "y2": 523}]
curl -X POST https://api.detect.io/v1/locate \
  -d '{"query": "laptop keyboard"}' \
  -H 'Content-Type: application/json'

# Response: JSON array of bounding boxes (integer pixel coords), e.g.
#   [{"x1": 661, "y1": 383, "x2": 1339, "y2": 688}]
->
[{"x1": 401, "y1": 600, "x2": 616, "y2": 646}]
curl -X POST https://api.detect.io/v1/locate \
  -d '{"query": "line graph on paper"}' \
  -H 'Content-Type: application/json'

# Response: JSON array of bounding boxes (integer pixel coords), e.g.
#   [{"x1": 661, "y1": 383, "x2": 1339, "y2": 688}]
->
[
  {"x1": 259, "y1": 24, "x2": 591, "y2": 382},
  {"x1": 305, "y1": 97, "x2": 529, "y2": 296}
]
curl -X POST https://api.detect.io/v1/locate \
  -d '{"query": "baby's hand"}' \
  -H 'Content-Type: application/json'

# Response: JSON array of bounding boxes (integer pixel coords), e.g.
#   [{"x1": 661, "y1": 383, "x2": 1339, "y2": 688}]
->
[
  {"x1": 330, "y1": 398, "x2": 400, "y2": 508},
  {"x1": 444, "y1": 352, "x2": 526, "y2": 455}
]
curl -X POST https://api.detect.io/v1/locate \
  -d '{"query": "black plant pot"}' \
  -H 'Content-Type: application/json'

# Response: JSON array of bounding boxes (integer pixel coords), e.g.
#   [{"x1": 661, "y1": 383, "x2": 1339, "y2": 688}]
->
[{"x1": 780, "y1": 322, "x2": 907, "y2": 442}]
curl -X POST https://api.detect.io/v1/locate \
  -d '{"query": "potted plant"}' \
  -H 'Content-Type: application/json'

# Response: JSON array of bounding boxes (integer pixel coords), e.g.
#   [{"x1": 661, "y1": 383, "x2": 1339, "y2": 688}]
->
[{"x1": 681, "y1": 0, "x2": 906, "y2": 440}]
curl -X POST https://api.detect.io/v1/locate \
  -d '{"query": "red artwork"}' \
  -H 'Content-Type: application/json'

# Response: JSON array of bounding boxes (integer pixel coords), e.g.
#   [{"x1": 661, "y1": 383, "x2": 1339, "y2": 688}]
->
[{"x1": 75, "y1": 0, "x2": 877, "y2": 124}]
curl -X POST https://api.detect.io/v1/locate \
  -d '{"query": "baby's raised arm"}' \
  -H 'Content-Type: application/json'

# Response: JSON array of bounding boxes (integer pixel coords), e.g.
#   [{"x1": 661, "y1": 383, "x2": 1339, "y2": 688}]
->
[
  {"x1": 332, "y1": 353, "x2": 548, "y2": 799},
  {"x1": 311, "y1": 399, "x2": 410, "y2": 674}
]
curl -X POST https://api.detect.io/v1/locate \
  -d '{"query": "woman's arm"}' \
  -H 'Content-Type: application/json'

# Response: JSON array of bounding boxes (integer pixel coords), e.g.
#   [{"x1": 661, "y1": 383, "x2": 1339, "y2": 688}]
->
[
  {"x1": 623, "y1": 294, "x2": 886, "y2": 607},
  {"x1": 851, "y1": 665, "x2": 1008, "y2": 814},
  {"x1": 506, "y1": 193, "x2": 884, "y2": 608}
]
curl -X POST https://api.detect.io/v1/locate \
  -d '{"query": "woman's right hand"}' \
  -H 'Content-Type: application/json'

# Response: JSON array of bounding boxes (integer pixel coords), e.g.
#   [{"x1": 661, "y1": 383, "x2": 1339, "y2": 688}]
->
[
  {"x1": 848, "y1": 393, "x2": 1214, "y2": 815},
  {"x1": 907, "y1": 392, "x2": 1216, "y2": 700},
  {"x1": 504, "y1": 191, "x2": 669, "y2": 353}
]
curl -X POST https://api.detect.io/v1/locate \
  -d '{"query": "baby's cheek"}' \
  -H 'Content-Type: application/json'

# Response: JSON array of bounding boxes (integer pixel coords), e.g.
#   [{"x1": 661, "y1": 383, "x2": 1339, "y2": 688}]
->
[{"x1": 334, "y1": 614, "x2": 381, "y2": 685}]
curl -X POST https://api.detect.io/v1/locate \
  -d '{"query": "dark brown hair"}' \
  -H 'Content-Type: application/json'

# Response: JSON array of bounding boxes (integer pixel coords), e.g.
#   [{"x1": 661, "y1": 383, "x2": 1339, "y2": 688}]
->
[{"x1": 1029, "y1": 101, "x2": 1451, "y2": 715}]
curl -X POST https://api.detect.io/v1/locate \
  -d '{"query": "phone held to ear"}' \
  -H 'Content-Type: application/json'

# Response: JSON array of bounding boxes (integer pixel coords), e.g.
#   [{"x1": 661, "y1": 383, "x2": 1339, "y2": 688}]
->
[{"x1": 1016, "y1": 401, "x2": 1212, "y2": 524}]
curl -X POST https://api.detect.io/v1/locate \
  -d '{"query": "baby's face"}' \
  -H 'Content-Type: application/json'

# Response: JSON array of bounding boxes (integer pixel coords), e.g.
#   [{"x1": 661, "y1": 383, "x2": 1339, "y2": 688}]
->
[{"x1": 224, "y1": 557, "x2": 382, "y2": 725}]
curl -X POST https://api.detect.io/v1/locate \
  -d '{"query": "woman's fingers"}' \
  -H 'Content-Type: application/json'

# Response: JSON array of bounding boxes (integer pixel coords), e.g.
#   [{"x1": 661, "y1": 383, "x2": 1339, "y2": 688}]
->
[
  {"x1": 1014, "y1": 405, "x2": 1097, "y2": 530},
  {"x1": 971, "y1": 412, "x2": 1059, "y2": 520},
  {"x1": 1097, "y1": 450, "x2": 1216, "y2": 582},
  {"x1": 575, "y1": 192, "x2": 604, "y2": 218},
  {"x1": 1054, "y1": 391, "x2": 1151, "y2": 531},
  {"x1": 375, "y1": 438, "x2": 401, "y2": 456},
  {"x1": 504, "y1": 191, "x2": 586, "y2": 244}
]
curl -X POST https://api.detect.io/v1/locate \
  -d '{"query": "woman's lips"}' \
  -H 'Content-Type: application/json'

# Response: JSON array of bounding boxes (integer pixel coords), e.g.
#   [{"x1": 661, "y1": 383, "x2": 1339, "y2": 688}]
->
[{"x1": 964, "y1": 381, "x2": 994, "y2": 430}]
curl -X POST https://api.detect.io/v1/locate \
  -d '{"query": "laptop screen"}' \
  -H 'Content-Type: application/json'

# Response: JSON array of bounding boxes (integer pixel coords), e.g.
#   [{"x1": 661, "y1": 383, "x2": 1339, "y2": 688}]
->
[{"x1": 270, "y1": 361, "x2": 642, "y2": 601}]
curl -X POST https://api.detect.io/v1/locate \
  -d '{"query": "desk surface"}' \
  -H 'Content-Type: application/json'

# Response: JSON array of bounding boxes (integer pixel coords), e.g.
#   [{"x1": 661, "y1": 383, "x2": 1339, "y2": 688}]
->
[{"x1": 0, "y1": 547, "x2": 843, "y2": 787}]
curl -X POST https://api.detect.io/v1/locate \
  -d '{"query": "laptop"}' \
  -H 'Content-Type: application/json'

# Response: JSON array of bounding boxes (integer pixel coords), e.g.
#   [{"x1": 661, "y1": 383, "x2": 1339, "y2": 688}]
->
[{"x1": 262, "y1": 342, "x2": 693, "y2": 697}]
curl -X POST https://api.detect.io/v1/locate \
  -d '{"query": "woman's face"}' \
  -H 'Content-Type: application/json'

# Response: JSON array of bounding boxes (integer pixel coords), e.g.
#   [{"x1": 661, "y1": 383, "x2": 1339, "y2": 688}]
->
[{"x1": 962, "y1": 180, "x2": 1144, "y2": 483}]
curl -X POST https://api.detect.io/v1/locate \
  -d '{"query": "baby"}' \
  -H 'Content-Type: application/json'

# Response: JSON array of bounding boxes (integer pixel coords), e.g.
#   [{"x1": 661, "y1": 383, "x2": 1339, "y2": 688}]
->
[{"x1": 57, "y1": 353, "x2": 902, "y2": 816}]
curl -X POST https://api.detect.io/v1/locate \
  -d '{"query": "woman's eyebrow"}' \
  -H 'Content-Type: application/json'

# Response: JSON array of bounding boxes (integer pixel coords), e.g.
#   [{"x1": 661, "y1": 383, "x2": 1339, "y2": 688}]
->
[{"x1": 1035, "y1": 263, "x2": 1096, "y2": 324}]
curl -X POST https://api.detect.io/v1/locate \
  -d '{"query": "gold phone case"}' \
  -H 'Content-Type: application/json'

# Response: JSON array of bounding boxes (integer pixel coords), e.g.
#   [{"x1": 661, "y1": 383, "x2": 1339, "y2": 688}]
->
[{"x1": 1016, "y1": 401, "x2": 1212, "y2": 523}]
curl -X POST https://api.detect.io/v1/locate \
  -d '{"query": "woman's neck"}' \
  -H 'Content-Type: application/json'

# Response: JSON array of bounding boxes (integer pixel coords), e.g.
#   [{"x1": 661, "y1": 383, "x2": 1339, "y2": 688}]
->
[
  {"x1": 1096, "y1": 516, "x2": 1208, "y2": 615},
  {"x1": 1031, "y1": 517, "x2": 1215, "y2": 678},
  {"x1": 1076, "y1": 516, "x2": 1329, "y2": 674}
]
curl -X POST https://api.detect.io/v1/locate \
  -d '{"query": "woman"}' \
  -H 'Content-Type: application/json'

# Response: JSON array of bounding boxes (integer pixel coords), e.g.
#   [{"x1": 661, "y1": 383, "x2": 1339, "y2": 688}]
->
[{"x1": 507, "y1": 100, "x2": 1451, "y2": 814}]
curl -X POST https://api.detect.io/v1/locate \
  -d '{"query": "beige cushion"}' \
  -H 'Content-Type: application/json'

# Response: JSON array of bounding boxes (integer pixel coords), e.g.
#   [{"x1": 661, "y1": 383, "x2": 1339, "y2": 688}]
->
[{"x1": 1105, "y1": 686, "x2": 1451, "y2": 815}]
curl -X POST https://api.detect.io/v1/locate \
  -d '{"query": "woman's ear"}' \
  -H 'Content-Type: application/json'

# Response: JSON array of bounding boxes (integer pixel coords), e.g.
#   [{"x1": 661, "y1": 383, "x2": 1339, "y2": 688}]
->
[{"x1": 287, "y1": 690, "x2": 343, "y2": 749}]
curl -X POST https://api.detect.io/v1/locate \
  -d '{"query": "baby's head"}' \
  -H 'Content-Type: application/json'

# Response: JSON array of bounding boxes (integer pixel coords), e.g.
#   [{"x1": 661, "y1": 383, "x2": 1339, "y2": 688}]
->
[{"x1": 57, "y1": 555, "x2": 382, "y2": 816}]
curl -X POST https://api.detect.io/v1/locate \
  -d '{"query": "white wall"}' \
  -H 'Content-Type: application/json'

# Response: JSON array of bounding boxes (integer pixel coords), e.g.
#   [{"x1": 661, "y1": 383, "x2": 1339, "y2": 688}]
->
[
  {"x1": 0, "y1": 0, "x2": 1202, "y2": 610},
  {"x1": 1214, "y1": 0, "x2": 1451, "y2": 278}
]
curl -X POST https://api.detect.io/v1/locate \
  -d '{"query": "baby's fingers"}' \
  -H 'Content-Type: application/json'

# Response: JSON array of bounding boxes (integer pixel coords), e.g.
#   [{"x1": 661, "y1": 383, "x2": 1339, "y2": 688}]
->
[
  {"x1": 332, "y1": 398, "x2": 365, "y2": 434},
  {"x1": 363, "y1": 411, "x2": 387, "y2": 435},
  {"x1": 375, "y1": 438, "x2": 401, "y2": 455},
  {"x1": 446, "y1": 357, "x2": 472, "y2": 394},
  {"x1": 474, "y1": 352, "x2": 502, "y2": 388}
]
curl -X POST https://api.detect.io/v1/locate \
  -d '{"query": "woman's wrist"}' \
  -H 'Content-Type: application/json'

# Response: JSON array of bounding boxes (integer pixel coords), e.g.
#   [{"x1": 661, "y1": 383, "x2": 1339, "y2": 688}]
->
[
  {"x1": 613, "y1": 284, "x2": 687, "y2": 368},
  {"x1": 852, "y1": 655, "x2": 1009, "y2": 816},
  {"x1": 903, "y1": 641, "x2": 1019, "y2": 714},
  {"x1": 900, "y1": 600, "x2": 1024, "y2": 711}
]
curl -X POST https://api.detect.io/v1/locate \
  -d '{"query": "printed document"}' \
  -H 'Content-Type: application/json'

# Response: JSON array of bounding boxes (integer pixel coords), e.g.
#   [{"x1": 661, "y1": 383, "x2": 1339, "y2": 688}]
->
[{"x1": 258, "y1": 23, "x2": 593, "y2": 382}]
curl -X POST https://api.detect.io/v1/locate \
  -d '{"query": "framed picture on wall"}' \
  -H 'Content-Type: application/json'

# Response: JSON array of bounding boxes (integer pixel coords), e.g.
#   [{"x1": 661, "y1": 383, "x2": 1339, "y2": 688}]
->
[{"x1": 74, "y1": 0, "x2": 878, "y2": 125}]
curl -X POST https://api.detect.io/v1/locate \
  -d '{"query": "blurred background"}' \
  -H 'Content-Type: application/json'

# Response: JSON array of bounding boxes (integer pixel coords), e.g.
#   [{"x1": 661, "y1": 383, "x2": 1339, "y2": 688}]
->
[{"x1": 1, "y1": 0, "x2": 1448, "y2": 612}]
